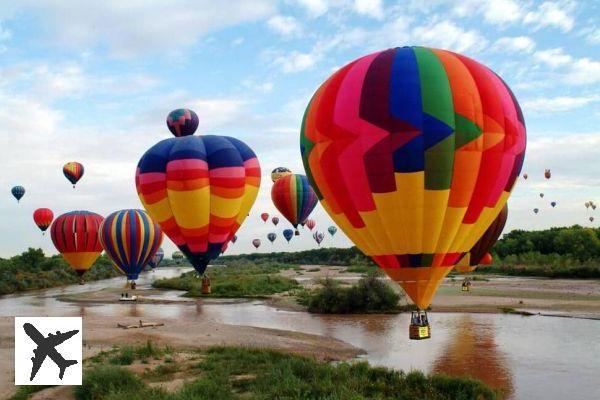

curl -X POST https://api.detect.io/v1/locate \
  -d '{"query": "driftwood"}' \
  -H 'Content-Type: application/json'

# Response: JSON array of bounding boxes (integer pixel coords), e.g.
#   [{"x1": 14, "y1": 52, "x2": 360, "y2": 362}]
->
[{"x1": 117, "y1": 320, "x2": 165, "y2": 329}]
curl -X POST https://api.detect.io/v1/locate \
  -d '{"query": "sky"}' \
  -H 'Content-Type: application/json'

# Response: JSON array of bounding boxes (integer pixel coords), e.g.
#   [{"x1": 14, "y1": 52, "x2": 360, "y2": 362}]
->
[{"x1": 0, "y1": 0, "x2": 599, "y2": 258}]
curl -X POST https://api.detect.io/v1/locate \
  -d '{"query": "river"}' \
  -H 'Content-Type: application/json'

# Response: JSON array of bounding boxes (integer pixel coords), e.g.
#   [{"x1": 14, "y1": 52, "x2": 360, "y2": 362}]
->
[{"x1": 1, "y1": 267, "x2": 599, "y2": 400}]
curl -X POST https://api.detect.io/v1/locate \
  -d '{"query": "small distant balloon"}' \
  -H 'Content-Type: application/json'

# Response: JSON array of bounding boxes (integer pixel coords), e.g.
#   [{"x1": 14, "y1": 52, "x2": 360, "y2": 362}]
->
[
  {"x1": 550, "y1": 201, "x2": 557, "y2": 208},
  {"x1": 260, "y1": 213, "x2": 269, "y2": 223},
  {"x1": 271, "y1": 167, "x2": 292, "y2": 183},
  {"x1": 533, "y1": 208, "x2": 539, "y2": 214},
  {"x1": 231, "y1": 235, "x2": 238, "y2": 244},
  {"x1": 252, "y1": 239, "x2": 261, "y2": 249},
  {"x1": 544, "y1": 169, "x2": 551, "y2": 179},
  {"x1": 166, "y1": 108, "x2": 199, "y2": 137},
  {"x1": 539, "y1": 193, "x2": 544, "y2": 198},
  {"x1": 313, "y1": 231, "x2": 324, "y2": 246},
  {"x1": 271, "y1": 216, "x2": 279, "y2": 226},
  {"x1": 11, "y1": 186, "x2": 25, "y2": 202},
  {"x1": 283, "y1": 229, "x2": 294, "y2": 243},
  {"x1": 590, "y1": 217, "x2": 595, "y2": 222},
  {"x1": 328, "y1": 226, "x2": 337, "y2": 236},
  {"x1": 522, "y1": 173, "x2": 528, "y2": 180},
  {"x1": 585, "y1": 202, "x2": 591, "y2": 209},
  {"x1": 593, "y1": 204, "x2": 597, "y2": 210},
  {"x1": 33, "y1": 208, "x2": 54, "y2": 234},
  {"x1": 267, "y1": 233, "x2": 277, "y2": 243},
  {"x1": 63, "y1": 162, "x2": 84, "y2": 188},
  {"x1": 305, "y1": 219, "x2": 316, "y2": 231}
]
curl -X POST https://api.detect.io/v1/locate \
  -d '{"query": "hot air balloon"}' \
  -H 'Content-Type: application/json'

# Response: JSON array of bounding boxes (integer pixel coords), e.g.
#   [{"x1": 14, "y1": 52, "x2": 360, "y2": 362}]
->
[
  {"x1": 252, "y1": 239, "x2": 261, "y2": 249},
  {"x1": 11, "y1": 186, "x2": 25, "y2": 202},
  {"x1": 544, "y1": 169, "x2": 551, "y2": 179},
  {"x1": 539, "y1": 193, "x2": 544, "y2": 198},
  {"x1": 267, "y1": 232, "x2": 277, "y2": 243},
  {"x1": 136, "y1": 133, "x2": 260, "y2": 276},
  {"x1": 585, "y1": 202, "x2": 590, "y2": 209},
  {"x1": 455, "y1": 205, "x2": 508, "y2": 274},
  {"x1": 272, "y1": 216, "x2": 279, "y2": 225},
  {"x1": 33, "y1": 208, "x2": 54, "y2": 234},
  {"x1": 231, "y1": 235, "x2": 238, "y2": 244},
  {"x1": 305, "y1": 219, "x2": 316, "y2": 231},
  {"x1": 522, "y1": 173, "x2": 528, "y2": 180},
  {"x1": 166, "y1": 108, "x2": 199, "y2": 137},
  {"x1": 313, "y1": 231, "x2": 324, "y2": 246},
  {"x1": 328, "y1": 226, "x2": 338, "y2": 236},
  {"x1": 271, "y1": 167, "x2": 292, "y2": 183},
  {"x1": 50, "y1": 211, "x2": 104, "y2": 283},
  {"x1": 63, "y1": 162, "x2": 84, "y2": 188},
  {"x1": 300, "y1": 46, "x2": 526, "y2": 338},
  {"x1": 550, "y1": 201, "x2": 556, "y2": 208},
  {"x1": 593, "y1": 204, "x2": 597, "y2": 210},
  {"x1": 261, "y1": 213, "x2": 269, "y2": 222},
  {"x1": 149, "y1": 247, "x2": 165, "y2": 269},
  {"x1": 271, "y1": 174, "x2": 318, "y2": 235},
  {"x1": 173, "y1": 251, "x2": 184, "y2": 261},
  {"x1": 99, "y1": 210, "x2": 163, "y2": 283},
  {"x1": 283, "y1": 229, "x2": 294, "y2": 243},
  {"x1": 590, "y1": 217, "x2": 595, "y2": 222},
  {"x1": 533, "y1": 208, "x2": 539, "y2": 214}
]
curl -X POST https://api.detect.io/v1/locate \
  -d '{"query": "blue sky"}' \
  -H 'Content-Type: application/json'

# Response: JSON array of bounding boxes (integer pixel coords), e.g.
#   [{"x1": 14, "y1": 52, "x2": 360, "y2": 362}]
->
[{"x1": 0, "y1": 0, "x2": 599, "y2": 257}]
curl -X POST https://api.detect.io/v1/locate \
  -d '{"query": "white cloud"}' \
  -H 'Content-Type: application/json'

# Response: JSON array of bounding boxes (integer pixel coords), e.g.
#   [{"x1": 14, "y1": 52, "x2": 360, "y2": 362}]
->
[
  {"x1": 564, "y1": 58, "x2": 600, "y2": 85},
  {"x1": 523, "y1": 1, "x2": 575, "y2": 32},
  {"x1": 295, "y1": 0, "x2": 330, "y2": 17},
  {"x1": 0, "y1": 21, "x2": 10, "y2": 40},
  {"x1": 231, "y1": 37, "x2": 245, "y2": 46},
  {"x1": 412, "y1": 20, "x2": 488, "y2": 54},
  {"x1": 584, "y1": 27, "x2": 600, "y2": 44},
  {"x1": 534, "y1": 47, "x2": 573, "y2": 67},
  {"x1": 273, "y1": 51, "x2": 318, "y2": 73},
  {"x1": 493, "y1": 36, "x2": 535, "y2": 53},
  {"x1": 353, "y1": 0, "x2": 384, "y2": 19},
  {"x1": 523, "y1": 95, "x2": 600, "y2": 113},
  {"x1": 481, "y1": 0, "x2": 524, "y2": 25},
  {"x1": 267, "y1": 15, "x2": 303, "y2": 37}
]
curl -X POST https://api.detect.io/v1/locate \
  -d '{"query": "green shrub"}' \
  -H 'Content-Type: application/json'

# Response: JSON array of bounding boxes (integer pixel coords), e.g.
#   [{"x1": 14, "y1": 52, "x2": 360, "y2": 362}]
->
[{"x1": 75, "y1": 365, "x2": 145, "y2": 400}]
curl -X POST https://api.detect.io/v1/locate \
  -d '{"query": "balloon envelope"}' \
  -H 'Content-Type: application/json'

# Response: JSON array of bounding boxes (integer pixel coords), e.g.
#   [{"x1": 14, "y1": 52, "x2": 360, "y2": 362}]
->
[
  {"x1": 149, "y1": 247, "x2": 165, "y2": 268},
  {"x1": 272, "y1": 216, "x2": 279, "y2": 225},
  {"x1": 11, "y1": 186, "x2": 25, "y2": 202},
  {"x1": 271, "y1": 167, "x2": 292, "y2": 182},
  {"x1": 252, "y1": 239, "x2": 261, "y2": 248},
  {"x1": 300, "y1": 46, "x2": 526, "y2": 309},
  {"x1": 283, "y1": 229, "x2": 294, "y2": 242},
  {"x1": 328, "y1": 226, "x2": 337, "y2": 236},
  {"x1": 305, "y1": 219, "x2": 316, "y2": 231},
  {"x1": 63, "y1": 162, "x2": 84, "y2": 187},
  {"x1": 260, "y1": 213, "x2": 269, "y2": 222},
  {"x1": 267, "y1": 232, "x2": 277, "y2": 243},
  {"x1": 136, "y1": 135, "x2": 260, "y2": 275},
  {"x1": 33, "y1": 208, "x2": 54, "y2": 233},
  {"x1": 271, "y1": 174, "x2": 318, "y2": 231},
  {"x1": 166, "y1": 109, "x2": 199, "y2": 137}
]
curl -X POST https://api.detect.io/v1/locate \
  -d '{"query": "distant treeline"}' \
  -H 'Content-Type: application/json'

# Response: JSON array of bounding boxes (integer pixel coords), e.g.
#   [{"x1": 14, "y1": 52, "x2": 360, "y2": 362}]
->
[
  {"x1": 218, "y1": 246, "x2": 374, "y2": 266},
  {"x1": 0, "y1": 248, "x2": 119, "y2": 295}
]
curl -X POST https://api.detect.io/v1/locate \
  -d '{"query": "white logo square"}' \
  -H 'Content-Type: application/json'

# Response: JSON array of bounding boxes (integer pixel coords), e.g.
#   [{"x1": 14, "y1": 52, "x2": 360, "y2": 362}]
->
[{"x1": 14, "y1": 317, "x2": 82, "y2": 385}]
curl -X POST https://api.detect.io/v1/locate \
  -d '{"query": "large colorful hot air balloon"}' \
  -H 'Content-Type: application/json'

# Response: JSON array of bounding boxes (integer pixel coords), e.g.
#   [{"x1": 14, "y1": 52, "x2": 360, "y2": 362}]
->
[
  {"x1": 300, "y1": 46, "x2": 526, "y2": 314},
  {"x1": 33, "y1": 208, "x2": 54, "y2": 234},
  {"x1": 167, "y1": 108, "x2": 199, "y2": 137},
  {"x1": 260, "y1": 212, "x2": 269, "y2": 222},
  {"x1": 313, "y1": 231, "x2": 324, "y2": 246},
  {"x1": 283, "y1": 229, "x2": 294, "y2": 243},
  {"x1": 50, "y1": 211, "x2": 104, "y2": 283},
  {"x1": 328, "y1": 226, "x2": 338, "y2": 236},
  {"x1": 455, "y1": 205, "x2": 508, "y2": 273},
  {"x1": 149, "y1": 247, "x2": 165, "y2": 269},
  {"x1": 271, "y1": 167, "x2": 292, "y2": 183},
  {"x1": 136, "y1": 134, "x2": 260, "y2": 276},
  {"x1": 252, "y1": 238, "x2": 261, "y2": 248},
  {"x1": 63, "y1": 162, "x2": 84, "y2": 188},
  {"x1": 271, "y1": 174, "x2": 318, "y2": 235},
  {"x1": 267, "y1": 232, "x2": 277, "y2": 243},
  {"x1": 99, "y1": 209, "x2": 163, "y2": 281},
  {"x1": 11, "y1": 186, "x2": 25, "y2": 202},
  {"x1": 272, "y1": 216, "x2": 279, "y2": 225},
  {"x1": 305, "y1": 219, "x2": 316, "y2": 231}
]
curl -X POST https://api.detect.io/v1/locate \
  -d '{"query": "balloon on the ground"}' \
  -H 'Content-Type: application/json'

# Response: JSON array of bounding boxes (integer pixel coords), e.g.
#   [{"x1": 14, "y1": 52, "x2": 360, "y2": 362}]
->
[
  {"x1": 283, "y1": 229, "x2": 294, "y2": 243},
  {"x1": 149, "y1": 247, "x2": 165, "y2": 268},
  {"x1": 63, "y1": 162, "x2": 84, "y2": 188},
  {"x1": 305, "y1": 219, "x2": 316, "y2": 231},
  {"x1": 272, "y1": 216, "x2": 279, "y2": 225},
  {"x1": 50, "y1": 211, "x2": 104, "y2": 279},
  {"x1": 99, "y1": 209, "x2": 163, "y2": 281},
  {"x1": 455, "y1": 205, "x2": 508, "y2": 273},
  {"x1": 271, "y1": 167, "x2": 292, "y2": 183},
  {"x1": 252, "y1": 238, "x2": 261, "y2": 248},
  {"x1": 136, "y1": 134, "x2": 260, "y2": 276},
  {"x1": 313, "y1": 231, "x2": 324, "y2": 245},
  {"x1": 33, "y1": 208, "x2": 54, "y2": 234},
  {"x1": 267, "y1": 232, "x2": 277, "y2": 243},
  {"x1": 328, "y1": 226, "x2": 337, "y2": 236},
  {"x1": 300, "y1": 46, "x2": 526, "y2": 310},
  {"x1": 261, "y1": 212, "x2": 269, "y2": 222},
  {"x1": 271, "y1": 174, "x2": 318, "y2": 235},
  {"x1": 166, "y1": 109, "x2": 199, "y2": 137},
  {"x1": 11, "y1": 186, "x2": 25, "y2": 202},
  {"x1": 544, "y1": 169, "x2": 551, "y2": 179}
]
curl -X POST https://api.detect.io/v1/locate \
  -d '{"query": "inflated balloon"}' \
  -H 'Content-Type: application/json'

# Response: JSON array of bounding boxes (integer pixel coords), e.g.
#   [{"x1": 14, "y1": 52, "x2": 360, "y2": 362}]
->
[
  {"x1": 283, "y1": 229, "x2": 294, "y2": 243},
  {"x1": 585, "y1": 202, "x2": 590, "y2": 209},
  {"x1": 313, "y1": 231, "x2": 324, "y2": 246},
  {"x1": 300, "y1": 46, "x2": 526, "y2": 310},
  {"x1": 593, "y1": 204, "x2": 597, "y2": 210},
  {"x1": 11, "y1": 186, "x2": 25, "y2": 202},
  {"x1": 252, "y1": 239, "x2": 261, "y2": 249},
  {"x1": 550, "y1": 201, "x2": 556, "y2": 208},
  {"x1": 136, "y1": 135, "x2": 260, "y2": 275},
  {"x1": 533, "y1": 208, "x2": 539, "y2": 214},
  {"x1": 99, "y1": 209, "x2": 163, "y2": 281},
  {"x1": 172, "y1": 251, "x2": 184, "y2": 260},
  {"x1": 166, "y1": 109, "x2": 199, "y2": 137},
  {"x1": 271, "y1": 174, "x2": 318, "y2": 235},
  {"x1": 544, "y1": 169, "x2": 551, "y2": 179},
  {"x1": 590, "y1": 217, "x2": 595, "y2": 222},
  {"x1": 455, "y1": 205, "x2": 507, "y2": 273},
  {"x1": 539, "y1": 193, "x2": 544, "y2": 198},
  {"x1": 33, "y1": 208, "x2": 54, "y2": 234},
  {"x1": 328, "y1": 226, "x2": 337, "y2": 236},
  {"x1": 50, "y1": 211, "x2": 104, "y2": 281},
  {"x1": 63, "y1": 162, "x2": 84, "y2": 188},
  {"x1": 522, "y1": 173, "x2": 528, "y2": 180},
  {"x1": 305, "y1": 219, "x2": 316, "y2": 231},
  {"x1": 271, "y1": 167, "x2": 292, "y2": 183},
  {"x1": 267, "y1": 232, "x2": 277, "y2": 243},
  {"x1": 272, "y1": 216, "x2": 279, "y2": 226},
  {"x1": 480, "y1": 252, "x2": 493, "y2": 265},
  {"x1": 231, "y1": 235, "x2": 238, "y2": 244},
  {"x1": 261, "y1": 213, "x2": 269, "y2": 223},
  {"x1": 149, "y1": 247, "x2": 165, "y2": 269}
]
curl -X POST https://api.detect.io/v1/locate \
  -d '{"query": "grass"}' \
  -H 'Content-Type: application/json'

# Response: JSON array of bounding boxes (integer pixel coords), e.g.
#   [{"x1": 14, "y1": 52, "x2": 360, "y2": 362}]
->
[
  {"x1": 298, "y1": 275, "x2": 403, "y2": 314},
  {"x1": 477, "y1": 264, "x2": 600, "y2": 279},
  {"x1": 153, "y1": 261, "x2": 299, "y2": 298},
  {"x1": 8, "y1": 386, "x2": 53, "y2": 400},
  {"x1": 74, "y1": 345, "x2": 497, "y2": 400},
  {"x1": 437, "y1": 285, "x2": 600, "y2": 301},
  {"x1": 345, "y1": 264, "x2": 383, "y2": 275},
  {"x1": 108, "y1": 341, "x2": 170, "y2": 365}
]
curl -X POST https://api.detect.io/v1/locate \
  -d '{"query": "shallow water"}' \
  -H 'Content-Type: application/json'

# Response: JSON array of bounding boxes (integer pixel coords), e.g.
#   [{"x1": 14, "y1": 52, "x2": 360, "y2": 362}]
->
[{"x1": 1, "y1": 268, "x2": 599, "y2": 400}]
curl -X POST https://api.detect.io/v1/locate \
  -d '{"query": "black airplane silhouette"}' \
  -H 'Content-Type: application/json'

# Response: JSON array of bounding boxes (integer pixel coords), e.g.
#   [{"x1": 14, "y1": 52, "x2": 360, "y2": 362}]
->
[{"x1": 23, "y1": 323, "x2": 79, "y2": 381}]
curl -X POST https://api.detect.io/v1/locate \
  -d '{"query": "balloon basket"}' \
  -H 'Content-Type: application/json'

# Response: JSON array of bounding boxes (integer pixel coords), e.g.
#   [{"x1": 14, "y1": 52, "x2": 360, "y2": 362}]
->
[
  {"x1": 201, "y1": 283, "x2": 211, "y2": 295},
  {"x1": 461, "y1": 285, "x2": 470, "y2": 292},
  {"x1": 295, "y1": 230, "x2": 300, "y2": 236},
  {"x1": 409, "y1": 311, "x2": 431, "y2": 340}
]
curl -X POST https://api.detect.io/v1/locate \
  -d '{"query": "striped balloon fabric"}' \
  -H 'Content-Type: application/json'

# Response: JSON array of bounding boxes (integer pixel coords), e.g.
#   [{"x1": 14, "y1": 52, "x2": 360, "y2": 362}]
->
[
  {"x1": 136, "y1": 135, "x2": 260, "y2": 275},
  {"x1": 50, "y1": 211, "x2": 104, "y2": 277},
  {"x1": 271, "y1": 174, "x2": 318, "y2": 233},
  {"x1": 63, "y1": 162, "x2": 84, "y2": 187},
  {"x1": 99, "y1": 209, "x2": 163, "y2": 280}
]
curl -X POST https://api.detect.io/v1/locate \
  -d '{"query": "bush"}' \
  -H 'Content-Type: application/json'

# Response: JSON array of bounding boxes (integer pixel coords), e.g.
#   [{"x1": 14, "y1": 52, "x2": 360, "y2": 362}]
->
[{"x1": 75, "y1": 365, "x2": 145, "y2": 400}]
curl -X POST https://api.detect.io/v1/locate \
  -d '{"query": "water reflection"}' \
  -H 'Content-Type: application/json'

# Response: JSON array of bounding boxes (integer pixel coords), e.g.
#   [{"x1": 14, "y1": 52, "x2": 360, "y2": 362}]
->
[{"x1": 431, "y1": 314, "x2": 513, "y2": 399}]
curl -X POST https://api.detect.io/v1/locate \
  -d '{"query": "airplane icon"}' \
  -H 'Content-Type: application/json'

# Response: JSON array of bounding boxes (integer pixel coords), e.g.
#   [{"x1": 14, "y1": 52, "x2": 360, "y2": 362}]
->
[{"x1": 23, "y1": 323, "x2": 79, "y2": 381}]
